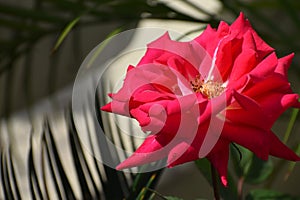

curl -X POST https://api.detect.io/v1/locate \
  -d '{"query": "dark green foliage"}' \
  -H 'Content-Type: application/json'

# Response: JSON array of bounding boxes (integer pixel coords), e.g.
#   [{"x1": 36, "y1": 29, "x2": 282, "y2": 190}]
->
[{"x1": 246, "y1": 189, "x2": 300, "y2": 200}]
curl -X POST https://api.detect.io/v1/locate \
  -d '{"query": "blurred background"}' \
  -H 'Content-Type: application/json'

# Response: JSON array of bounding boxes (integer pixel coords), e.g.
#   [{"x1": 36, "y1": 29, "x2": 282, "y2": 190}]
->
[{"x1": 1, "y1": 0, "x2": 300, "y2": 199}]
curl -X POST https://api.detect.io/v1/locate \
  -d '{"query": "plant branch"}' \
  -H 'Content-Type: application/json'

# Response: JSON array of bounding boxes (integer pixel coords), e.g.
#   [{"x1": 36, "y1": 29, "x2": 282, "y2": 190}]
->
[{"x1": 211, "y1": 164, "x2": 220, "y2": 200}]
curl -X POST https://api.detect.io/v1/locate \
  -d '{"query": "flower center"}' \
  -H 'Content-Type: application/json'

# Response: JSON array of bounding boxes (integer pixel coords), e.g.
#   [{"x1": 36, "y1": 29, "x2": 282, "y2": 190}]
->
[{"x1": 190, "y1": 76, "x2": 225, "y2": 98}]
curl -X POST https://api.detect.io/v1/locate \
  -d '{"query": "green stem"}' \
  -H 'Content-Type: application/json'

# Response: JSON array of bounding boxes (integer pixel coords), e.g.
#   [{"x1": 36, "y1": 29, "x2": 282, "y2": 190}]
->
[
  {"x1": 211, "y1": 164, "x2": 220, "y2": 200},
  {"x1": 283, "y1": 107, "x2": 299, "y2": 144},
  {"x1": 145, "y1": 188, "x2": 168, "y2": 200}
]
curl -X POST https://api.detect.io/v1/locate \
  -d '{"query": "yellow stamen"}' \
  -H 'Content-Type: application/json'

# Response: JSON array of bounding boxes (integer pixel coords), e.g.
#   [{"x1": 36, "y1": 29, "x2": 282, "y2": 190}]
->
[{"x1": 190, "y1": 76, "x2": 224, "y2": 98}]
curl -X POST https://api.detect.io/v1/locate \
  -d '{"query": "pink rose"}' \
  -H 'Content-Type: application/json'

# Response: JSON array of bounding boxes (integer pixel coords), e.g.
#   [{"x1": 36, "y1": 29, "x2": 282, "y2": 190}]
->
[{"x1": 101, "y1": 13, "x2": 300, "y2": 186}]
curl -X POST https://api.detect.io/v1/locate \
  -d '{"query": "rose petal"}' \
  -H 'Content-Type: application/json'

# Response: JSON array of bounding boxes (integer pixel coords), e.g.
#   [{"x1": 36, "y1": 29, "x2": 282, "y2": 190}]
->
[
  {"x1": 198, "y1": 89, "x2": 233, "y2": 124},
  {"x1": 227, "y1": 90, "x2": 270, "y2": 129},
  {"x1": 138, "y1": 32, "x2": 204, "y2": 80},
  {"x1": 167, "y1": 142, "x2": 198, "y2": 167},
  {"x1": 268, "y1": 131, "x2": 300, "y2": 161},
  {"x1": 254, "y1": 93, "x2": 299, "y2": 124},
  {"x1": 207, "y1": 140, "x2": 230, "y2": 187},
  {"x1": 101, "y1": 101, "x2": 131, "y2": 117},
  {"x1": 275, "y1": 53, "x2": 294, "y2": 79},
  {"x1": 116, "y1": 134, "x2": 172, "y2": 170},
  {"x1": 230, "y1": 48, "x2": 258, "y2": 81},
  {"x1": 250, "y1": 52, "x2": 278, "y2": 78},
  {"x1": 230, "y1": 13, "x2": 274, "y2": 57},
  {"x1": 244, "y1": 74, "x2": 292, "y2": 98},
  {"x1": 221, "y1": 121, "x2": 269, "y2": 160}
]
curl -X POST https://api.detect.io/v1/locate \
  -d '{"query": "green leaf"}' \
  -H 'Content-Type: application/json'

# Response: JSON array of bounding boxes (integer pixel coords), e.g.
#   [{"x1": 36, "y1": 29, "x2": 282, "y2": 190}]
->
[
  {"x1": 143, "y1": 188, "x2": 184, "y2": 200},
  {"x1": 230, "y1": 144, "x2": 273, "y2": 184},
  {"x1": 244, "y1": 155, "x2": 273, "y2": 184},
  {"x1": 165, "y1": 197, "x2": 184, "y2": 200},
  {"x1": 52, "y1": 16, "x2": 80, "y2": 52},
  {"x1": 195, "y1": 159, "x2": 211, "y2": 183},
  {"x1": 230, "y1": 144, "x2": 253, "y2": 177},
  {"x1": 246, "y1": 189, "x2": 300, "y2": 200},
  {"x1": 136, "y1": 174, "x2": 159, "y2": 200}
]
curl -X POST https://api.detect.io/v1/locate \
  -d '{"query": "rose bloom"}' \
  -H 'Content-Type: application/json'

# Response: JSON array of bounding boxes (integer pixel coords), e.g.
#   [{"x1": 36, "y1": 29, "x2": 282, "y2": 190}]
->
[{"x1": 101, "y1": 13, "x2": 300, "y2": 186}]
